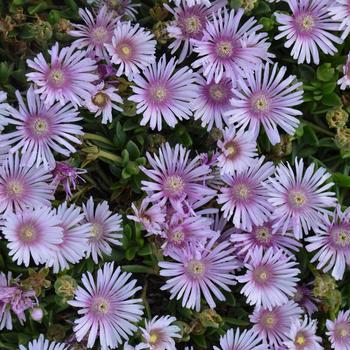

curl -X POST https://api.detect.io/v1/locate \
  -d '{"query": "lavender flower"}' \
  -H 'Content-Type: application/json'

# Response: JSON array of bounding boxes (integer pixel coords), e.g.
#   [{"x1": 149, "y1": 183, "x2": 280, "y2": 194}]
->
[
  {"x1": 217, "y1": 126, "x2": 257, "y2": 175},
  {"x1": 192, "y1": 75, "x2": 233, "y2": 131},
  {"x1": 84, "y1": 82, "x2": 122, "y2": 124},
  {"x1": 1, "y1": 86, "x2": 83, "y2": 169},
  {"x1": 237, "y1": 247, "x2": 300, "y2": 310},
  {"x1": 266, "y1": 158, "x2": 336, "y2": 239},
  {"x1": 83, "y1": 197, "x2": 122, "y2": 263},
  {"x1": 250, "y1": 301, "x2": 303, "y2": 347},
  {"x1": 292, "y1": 284, "x2": 318, "y2": 315},
  {"x1": 226, "y1": 63, "x2": 303, "y2": 145},
  {"x1": 213, "y1": 328, "x2": 265, "y2": 350},
  {"x1": 284, "y1": 317, "x2": 323, "y2": 350},
  {"x1": 46, "y1": 203, "x2": 91, "y2": 273},
  {"x1": 159, "y1": 235, "x2": 238, "y2": 311},
  {"x1": 217, "y1": 156, "x2": 274, "y2": 231},
  {"x1": 192, "y1": 8, "x2": 272, "y2": 83},
  {"x1": 19, "y1": 334, "x2": 69, "y2": 350},
  {"x1": 165, "y1": 0, "x2": 226, "y2": 62},
  {"x1": 26, "y1": 43, "x2": 98, "y2": 106},
  {"x1": 327, "y1": 309, "x2": 350, "y2": 350},
  {"x1": 2, "y1": 206, "x2": 63, "y2": 267},
  {"x1": 129, "y1": 55, "x2": 197, "y2": 130},
  {"x1": 69, "y1": 6, "x2": 118, "y2": 59},
  {"x1": 275, "y1": 0, "x2": 342, "y2": 64},
  {"x1": 94, "y1": 0, "x2": 138, "y2": 20},
  {"x1": 68, "y1": 262, "x2": 144, "y2": 349},
  {"x1": 138, "y1": 315, "x2": 181, "y2": 350},
  {"x1": 141, "y1": 143, "x2": 216, "y2": 213},
  {"x1": 105, "y1": 21, "x2": 156, "y2": 79},
  {"x1": 0, "y1": 152, "x2": 54, "y2": 213},
  {"x1": 329, "y1": 0, "x2": 350, "y2": 40},
  {"x1": 338, "y1": 53, "x2": 350, "y2": 90},
  {"x1": 0, "y1": 91, "x2": 9, "y2": 132}
]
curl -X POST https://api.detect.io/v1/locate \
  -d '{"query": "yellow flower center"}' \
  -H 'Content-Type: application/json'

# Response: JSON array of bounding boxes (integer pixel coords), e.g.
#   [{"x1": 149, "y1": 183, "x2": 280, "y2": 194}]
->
[
  {"x1": 20, "y1": 225, "x2": 37, "y2": 242},
  {"x1": 297, "y1": 14, "x2": 315, "y2": 32},
  {"x1": 334, "y1": 228, "x2": 350, "y2": 247},
  {"x1": 49, "y1": 69, "x2": 65, "y2": 87},
  {"x1": 233, "y1": 183, "x2": 250, "y2": 200},
  {"x1": 7, "y1": 180, "x2": 23, "y2": 197},
  {"x1": 289, "y1": 190, "x2": 307, "y2": 208},
  {"x1": 172, "y1": 230, "x2": 185, "y2": 243},
  {"x1": 151, "y1": 86, "x2": 167, "y2": 102},
  {"x1": 188, "y1": 260, "x2": 205, "y2": 277},
  {"x1": 90, "y1": 223, "x2": 103, "y2": 239},
  {"x1": 149, "y1": 331, "x2": 159, "y2": 345},
  {"x1": 31, "y1": 117, "x2": 49, "y2": 135},
  {"x1": 253, "y1": 266, "x2": 269, "y2": 284},
  {"x1": 255, "y1": 227, "x2": 271, "y2": 243},
  {"x1": 295, "y1": 334, "x2": 305, "y2": 346},
  {"x1": 252, "y1": 95, "x2": 269, "y2": 113},
  {"x1": 118, "y1": 43, "x2": 132, "y2": 59},
  {"x1": 262, "y1": 312, "x2": 276, "y2": 328},
  {"x1": 92, "y1": 92, "x2": 108, "y2": 108},
  {"x1": 164, "y1": 175, "x2": 184, "y2": 195},
  {"x1": 184, "y1": 15, "x2": 202, "y2": 34},
  {"x1": 216, "y1": 40, "x2": 233, "y2": 58},
  {"x1": 92, "y1": 297, "x2": 110, "y2": 315}
]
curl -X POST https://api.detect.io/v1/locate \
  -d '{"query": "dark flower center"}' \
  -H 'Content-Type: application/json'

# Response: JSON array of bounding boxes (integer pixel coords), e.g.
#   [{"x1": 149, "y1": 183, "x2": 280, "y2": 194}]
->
[{"x1": 92, "y1": 92, "x2": 109, "y2": 108}]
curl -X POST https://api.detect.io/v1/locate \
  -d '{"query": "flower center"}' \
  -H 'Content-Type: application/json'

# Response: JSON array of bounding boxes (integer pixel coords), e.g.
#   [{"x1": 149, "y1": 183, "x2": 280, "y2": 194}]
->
[
  {"x1": 164, "y1": 175, "x2": 184, "y2": 196},
  {"x1": 262, "y1": 312, "x2": 276, "y2": 328},
  {"x1": 151, "y1": 86, "x2": 167, "y2": 102},
  {"x1": 255, "y1": 226, "x2": 271, "y2": 244},
  {"x1": 332, "y1": 227, "x2": 350, "y2": 248},
  {"x1": 31, "y1": 117, "x2": 49, "y2": 136},
  {"x1": 253, "y1": 265, "x2": 270, "y2": 284},
  {"x1": 224, "y1": 141, "x2": 238, "y2": 159},
  {"x1": 90, "y1": 223, "x2": 103, "y2": 239},
  {"x1": 171, "y1": 230, "x2": 185, "y2": 244},
  {"x1": 216, "y1": 40, "x2": 233, "y2": 58},
  {"x1": 209, "y1": 84, "x2": 226, "y2": 102},
  {"x1": 233, "y1": 183, "x2": 250, "y2": 200},
  {"x1": 295, "y1": 332, "x2": 306, "y2": 346},
  {"x1": 187, "y1": 260, "x2": 205, "y2": 277},
  {"x1": 117, "y1": 42, "x2": 133, "y2": 59},
  {"x1": 149, "y1": 330, "x2": 159, "y2": 345},
  {"x1": 92, "y1": 92, "x2": 109, "y2": 108},
  {"x1": 92, "y1": 26, "x2": 108, "y2": 44},
  {"x1": 49, "y1": 69, "x2": 65, "y2": 88},
  {"x1": 20, "y1": 224, "x2": 37, "y2": 242},
  {"x1": 183, "y1": 15, "x2": 202, "y2": 35},
  {"x1": 7, "y1": 180, "x2": 24, "y2": 197},
  {"x1": 335, "y1": 323, "x2": 350, "y2": 338},
  {"x1": 296, "y1": 14, "x2": 315, "y2": 32},
  {"x1": 288, "y1": 190, "x2": 307, "y2": 208},
  {"x1": 252, "y1": 94, "x2": 269, "y2": 113},
  {"x1": 92, "y1": 297, "x2": 110, "y2": 315}
]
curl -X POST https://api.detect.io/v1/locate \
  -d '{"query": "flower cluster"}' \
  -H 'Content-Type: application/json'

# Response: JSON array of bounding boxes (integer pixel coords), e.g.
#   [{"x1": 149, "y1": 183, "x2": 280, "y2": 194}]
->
[{"x1": 2, "y1": 0, "x2": 350, "y2": 349}]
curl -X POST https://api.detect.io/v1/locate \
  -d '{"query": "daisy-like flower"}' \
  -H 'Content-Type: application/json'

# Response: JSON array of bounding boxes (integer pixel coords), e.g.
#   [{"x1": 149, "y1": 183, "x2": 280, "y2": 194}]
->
[
  {"x1": 105, "y1": 21, "x2": 156, "y2": 79},
  {"x1": 306, "y1": 205, "x2": 350, "y2": 280},
  {"x1": 19, "y1": 334, "x2": 69, "y2": 350},
  {"x1": 1, "y1": 86, "x2": 83, "y2": 169},
  {"x1": 46, "y1": 203, "x2": 91, "y2": 273},
  {"x1": 284, "y1": 317, "x2": 323, "y2": 350},
  {"x1": 2, "y1": 206, "x2": 63, "y2": 267},
  {"x1": 226, "y1": 63, "x2": 303, "y2": 145},
  {"x1": 68, "y1": 262, "x2": 144, "y2": 349},
  {"x1": 0, "y1": 91, "x2": 10, "y2": 132},
  {"x1": 326, "y1": 309, "x2": 350, "y2": 350},
  {"x1": 250, "y1": 301, "x2": 303, "y2": 347},
  {"x1": 141, "y1": 143, "x2": 216, "y2": 213},
  {"x1": 138, "y1": 315, "x2": 181, "y2": 350},
  {"x1": 192, "y1": 8, "x2": 272, "y2": 83},
  {"x1": 0, "y1": 152, "x2": 54, "y2": 213},
  {"x1": 161, "y1": 212, "x2": 215, "y2": 255},
  {"x1": 338, "y1": 53, "x2": 350, "y2": 90},
  {"x1": 0, "y1": 144, "x2": 10, "y2": 166},
  {"x1": 192, "y1": 75, "x2": 233, "y2": 131},
  {"x1": 0, "y1": 272, "x2": 12, "y2": 330},
  {"x1": 217, "y1": 156, "x2": 274, "y2": 231},
  {"x1": 266, "y1": 158, "x2": 336, "y2": 239},
  {"x1": 129, "y1": 55, "x2": 198, "y2": 130},
  {"x1": 329, "y1": 1, "x2": 350, "y2": 40},
  {"x1": 82, "y1": 197, "x2": 123, "y2": 263},
  {"x1": 69, "y1": 6, "x2": 118, "y2": 59},
  {"x1": 128, "y1": 198, "x2": 165, "y2": 236},
  {"x1": 84, "y1": 82, "x2": 122, "y2": 124},
  {"x1": 26, "y1": 42, "x2": 98, "y2": 107},
  {"x1": 165, "y1": 0, "x2": 226, "y2": 63},
  {"x1": 213, "y1": 328, "x2": 265, "y2": 350},
  {"x1": 237, "y1": 247, "x2": 300, "y2": 310},
  {"x1": 293, "y1": 284, "x2": 318, "y2": 315},
  {"x1": 217, "y1": 126, "x2": 257, "y2": 175},
  {"x1": 52, "y1": 161, "x2": 86, "y2": 199},
  {"x1": 231, "y1": 220, "x2": 301, "y2": 261},
  {"x1": 275, "y1": 0, "x2": 342, "y2": 64},
  {"x1": 171, "y1": 0, "x2": 211, "y2": 6},
  {"x1": 159, "y1": 235, "x2": 238, "y2": 311},
  {"x1": 94, "y1": 0, "x2": 138, "y2": 20}
]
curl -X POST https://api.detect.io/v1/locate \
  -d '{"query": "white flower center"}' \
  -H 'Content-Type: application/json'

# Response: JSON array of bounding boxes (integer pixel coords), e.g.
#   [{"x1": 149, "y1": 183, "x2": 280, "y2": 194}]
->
[
  {"x1": 92, "y1": 297, "x2": 110, "y2": 315},
  {"x1": 164, "y1": 175, "x2": 184, "y2": 196},
  {"x1": 31, "y1": 117, "x2": 49, "y2": 136},
  {"x1": 151, "y1": 86, "x2": 167, "y2": 102},
  {"x1": 92, "y1": 92, "x2": 109, "y2": 108},
  {"x1": 335, "y1": 323, "x2": 350, "y2": 338},
  {"x1": 296, "y1": 14, "x2": 315, "y2": 32},
  {"x1": 20, "y1": 224, "x2": 37, "y2": 242},
  {"x1": 90, "y1": 223, "x2": 103, "y2": 239},
  {"x1": 92, "y1": 26, "x2": 108, "y2": 44},
  {"x1": 255, "y1": 226, "x2": 271, "y2": 244},
  {"x1": 171, "y1": 230, "x2": 185, "y2": 244},
  {"x1": 49, "y1": 69, "x2": 65, "y2": 87},
  {"x1": 253, "y1": 265, "x2": 270, "y2": 284},
  {"x1": 288, "y1": 190, "x2": 307, "y2": 208},
  {"x1": 183, "y1": 15, "x2": 202, "y2": 34},
  {"x1": 216, "y1": 40, "x2": 233, "y2": 58},
  {"x1": 233, "y1": 183, "x2": 250, "y2": 200},
  {"x1": 262, "y1": 312, "x2": 276, "y2": 328},
  {"x1": 7, "y1": 180, "x2": 24, "y2": 197},
  {"x1": 209, "y1": 84, "x2": 226, "y2": 102},
  {"x1": 187, "y1": 260, "x2": 205, "y2": 277},
  {"x1": 252, "y1": 94, "x2": 269, "y2": 113},
  {"x1": 332, "y1": 227, "x2": 350, "y2": 248}
]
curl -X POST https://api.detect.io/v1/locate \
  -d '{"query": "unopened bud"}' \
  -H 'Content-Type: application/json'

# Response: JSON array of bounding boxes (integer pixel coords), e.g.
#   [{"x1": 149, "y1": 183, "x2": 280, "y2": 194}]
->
[{"x1": 30, "y1": 307, "x2": 44, "y2": 322}]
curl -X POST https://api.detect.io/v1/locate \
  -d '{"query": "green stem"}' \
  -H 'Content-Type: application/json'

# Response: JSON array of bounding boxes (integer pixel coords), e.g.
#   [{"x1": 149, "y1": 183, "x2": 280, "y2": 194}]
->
[
  {"x1": 98, "y1": 150, "x2": 122, "y2": 164},
  {"x1": 83, "y1": 133, "x2": 115, "y2": 146},
  {"x1": 304, "y1": 121, "x2": 334, "y2": 137},
  {"x1": 141, "y1": 280, "x2": 151, "y2": 319}
]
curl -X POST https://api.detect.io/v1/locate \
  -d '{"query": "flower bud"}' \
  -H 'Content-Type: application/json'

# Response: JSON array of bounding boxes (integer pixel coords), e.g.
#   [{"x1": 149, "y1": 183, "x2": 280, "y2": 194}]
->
[
  {"x1": 335, "y1": 128, "x2": 350, "y2": 150},
  {"x1": 313, "y1": 273, "x2": 336, "y2": 298},
  {"x1": 327, "y1": 106, "x2": 348, "y2": 129},
  {"x1": 54, "y1": 275, "x2": 77, "y2": 299},
  {"x1": 30, "y1": 307, "x2": 44, "y2": 322}
]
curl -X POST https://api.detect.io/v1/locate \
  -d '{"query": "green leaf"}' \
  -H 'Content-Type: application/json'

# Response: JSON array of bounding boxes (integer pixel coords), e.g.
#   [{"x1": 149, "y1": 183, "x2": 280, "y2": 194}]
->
[
  {"x1": 322, "y1": 93, "x2": 342, "y2": 107},
  {"x1": 192, "y1": 334, "x2": 207, "y2": 348},
  {"x1": 122, "y1": 265, "x2": 154, "y2": 273},
  {"x1": 333, "y1": 173, "x2": 350, "y2": 187},
  {"x1": 126, "y1": 140, "x2": 140, "y2": 159},
  {"x1": 138, "y1": 244, "x2": 152, "y2": 256},
  {"x1": 125, "y1": 247, "x2": 137, "y2": 260},
  {"x1": 124, "y1": 224, "x2": 133, "y2": 240},
  {"x1": 317, "y1": 63, "x2": 335, "y2": 82}
]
